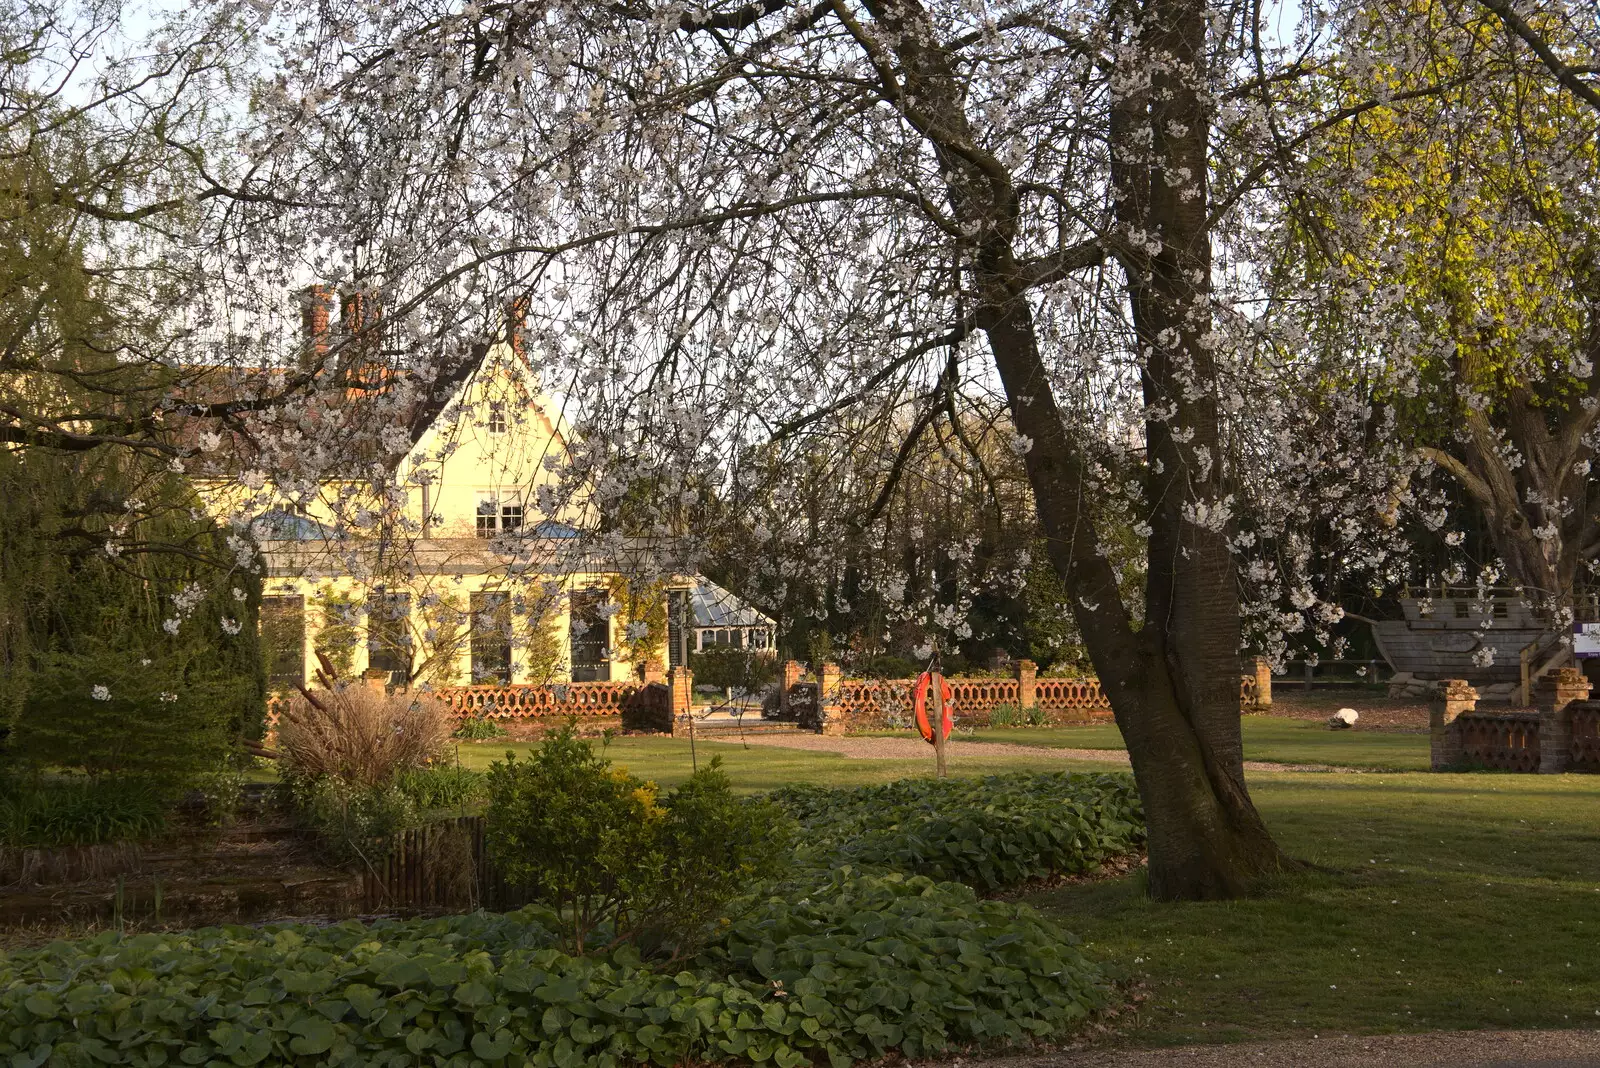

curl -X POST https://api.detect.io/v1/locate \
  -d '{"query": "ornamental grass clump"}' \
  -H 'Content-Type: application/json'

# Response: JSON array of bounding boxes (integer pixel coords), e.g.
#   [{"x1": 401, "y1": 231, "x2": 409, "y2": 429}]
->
[
  {"x1": 276, "y1": 684, "x2": 451, "y2": 788},
  {"x1": 485, "y1": 727, "x2": 790, "y2": 955}
]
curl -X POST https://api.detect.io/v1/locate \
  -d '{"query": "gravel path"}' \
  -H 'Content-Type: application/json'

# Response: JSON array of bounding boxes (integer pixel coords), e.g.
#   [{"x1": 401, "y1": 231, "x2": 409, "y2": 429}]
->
[
  {"x1": 731, "y1": 732, "x2": 1340, "y2": 772},
  {"x1": 928, "y1": 1030, "x2": 1600, "y2": 1067}
]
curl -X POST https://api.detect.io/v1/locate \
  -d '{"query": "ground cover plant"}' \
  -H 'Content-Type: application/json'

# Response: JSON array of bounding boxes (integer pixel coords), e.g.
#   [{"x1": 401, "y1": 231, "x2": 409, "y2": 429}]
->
[
  {"x1": 1032, "y1": 770, "x2": 1600, "y2": 1045},
  {"x1": 774, "y1": 772, "x2": 1144, "y2": 891},
  {"x1": 0, "y1": 754, "x2": 1142, "y2": 1064}
]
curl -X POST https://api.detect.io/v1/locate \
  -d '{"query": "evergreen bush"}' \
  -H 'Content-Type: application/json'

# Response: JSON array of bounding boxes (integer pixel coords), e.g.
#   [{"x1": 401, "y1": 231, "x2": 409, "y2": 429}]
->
[{"x1": 485, "y1": 729, "x2": 790, "y2": 954}]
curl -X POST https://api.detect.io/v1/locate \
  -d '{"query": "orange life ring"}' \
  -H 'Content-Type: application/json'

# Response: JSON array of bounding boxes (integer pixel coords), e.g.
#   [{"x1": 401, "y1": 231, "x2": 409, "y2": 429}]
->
[{"x1": 913, "y1": 671, "x2": 954, "y2": 744}]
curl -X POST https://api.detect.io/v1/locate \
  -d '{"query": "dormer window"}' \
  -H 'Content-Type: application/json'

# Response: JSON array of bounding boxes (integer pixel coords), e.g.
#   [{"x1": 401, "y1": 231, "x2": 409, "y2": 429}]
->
[{"x1": 487, "y1": 404, "x2": 508, "y2": 434}]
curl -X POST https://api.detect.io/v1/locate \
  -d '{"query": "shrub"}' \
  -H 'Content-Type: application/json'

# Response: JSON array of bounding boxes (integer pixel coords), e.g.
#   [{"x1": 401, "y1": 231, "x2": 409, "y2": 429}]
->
[
  {"x1": 453, "y1": 714, "x2": 507, "y2": 740},
  {"x1": 700, "y1": 872, "x2": 1110, "y2": 1061},
  {"x1": 276, "y1": 685, "x2": 451, "y2": 788},
  {"x1": 689, "y1": 646, "x2": 778, "y2": 693},
  {"x1": 772, "y1": 772, "x2": 1145, "y2": 891},
  {"x1": 856, "y1": 654, "x2": 920, "y2": 679},
  {"x1": 9, "y1": 638, "x2": 256, "y2": 793},
  {"x1": 485, "y1": 729, "x2": 789, "y2": 954}
]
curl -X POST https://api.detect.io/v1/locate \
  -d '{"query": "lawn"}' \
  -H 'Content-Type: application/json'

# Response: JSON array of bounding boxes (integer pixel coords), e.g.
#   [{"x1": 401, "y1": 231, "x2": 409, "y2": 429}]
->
[
  {"x1": 396, "y1": 731, "x2": 1600, "y2": 1050},
  {"x1": 936, "y1": 716, "x2": 1433, "y2": 770},
  {"x1": 1032, "y1": 770, "x2": 1600, "y2": 1045},
  {"x1": 446, "y1": 734, "x2": 1120, "y2": 789}
]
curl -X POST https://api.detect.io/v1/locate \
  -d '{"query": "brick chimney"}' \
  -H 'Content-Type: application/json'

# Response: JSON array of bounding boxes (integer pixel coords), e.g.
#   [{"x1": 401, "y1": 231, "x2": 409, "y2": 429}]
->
[
  {"x1": 339, "y1": 286, "x2": 383, "y2": 382},
  {"x1": 505, "y1": 295, "x2": 529, "y2": 358},
  {"x1": 297, "y1": 284, "x2": 332, "y2": 371}
]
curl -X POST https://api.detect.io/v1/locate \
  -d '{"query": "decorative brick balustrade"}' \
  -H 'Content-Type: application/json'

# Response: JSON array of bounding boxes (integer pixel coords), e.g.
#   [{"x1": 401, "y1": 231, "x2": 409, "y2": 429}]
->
[
  {"x1": 795, "y1": 665, "x2": 1264, "y2": 732},
  {"x1": 434, "y1": 681, "x2": 646, "y2": 718},
  {"x1": 1568, "y1": 701, "x2": 1600, "y2": 771},
  {"x1": 265, "y1": 679, "x2": 667, "y2": 732},
  {"x1": 1454, "y1": 711, "x2": 1541, "y2": 772}
]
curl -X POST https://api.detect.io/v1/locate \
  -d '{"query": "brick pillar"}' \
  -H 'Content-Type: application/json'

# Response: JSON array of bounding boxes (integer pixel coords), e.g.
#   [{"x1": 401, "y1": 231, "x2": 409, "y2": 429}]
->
[
  {"x1": 668, "y1": 666, "x2": 693, "y2": 734},
  {"x1": 642, "y1": 659, "x2": 665, "y2": 685},
  {"x1": 1535, "y1": 666, "x2": 1589, "y2": 774},
  {"x1": 1430, "y1": 679, "x2": 1476, "y2": 770},
  {"x1": 779, "y1": 659, "x2": 804, "y2": 718},
  {"x1": 1015, "y1": 659, "x2": 1038, "y2": 710},
  {"x1": 1254, "y1": 657, "x2": 1273, "y2": 709},
  {"x1": 818, "y1": 663, "x2": 844, "y2": 736}
]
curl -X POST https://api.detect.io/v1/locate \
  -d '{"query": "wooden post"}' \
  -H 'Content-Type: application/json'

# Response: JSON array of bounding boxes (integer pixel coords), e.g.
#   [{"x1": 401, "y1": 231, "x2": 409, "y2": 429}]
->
[{"x1": 932, "y1": 669, "x2": 948, "y2": 779}]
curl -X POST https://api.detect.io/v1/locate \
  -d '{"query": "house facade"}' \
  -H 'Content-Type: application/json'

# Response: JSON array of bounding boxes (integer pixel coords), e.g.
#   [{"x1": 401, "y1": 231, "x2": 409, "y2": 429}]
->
[{"x1": 196, "y1": 287, "x2": 759, "y2": 691}]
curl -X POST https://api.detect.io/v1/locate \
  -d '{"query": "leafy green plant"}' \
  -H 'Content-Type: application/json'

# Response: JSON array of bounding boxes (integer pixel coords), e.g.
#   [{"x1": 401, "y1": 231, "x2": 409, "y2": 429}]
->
[
  {"x1": 0, "y1": 777, "x2": 169, "y2": 847},
  {"x1": 0, "y1": 880, "x2": 1108, "y2": 1067},
  {"x1": 0, "y1": 769, "x2": 1142, "y2": 1064},
  {"x1": 485, "y1": 728, "x2": 789, "y2": 954},
  {"x1": 454, "y1": 714, "x2": 508, "y2": 740},
  {"x1": 395, "y1": 765, "x2": 487, "y2": 810},
  {"x1": 989, "y1": 702, "x2": 1048, "y2": 727},
  {"x1": 283, "y1": 774, "x2": 418, "y2": 864}
]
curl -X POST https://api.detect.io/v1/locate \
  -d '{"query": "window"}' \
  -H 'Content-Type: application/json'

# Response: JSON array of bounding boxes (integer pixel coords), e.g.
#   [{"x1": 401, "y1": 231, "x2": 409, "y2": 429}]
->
[
  {"x1": 1493, "y1": 601, "x2": 1509, "y2": 619},
  {"x1": 261, "y1": 595, "x2": 306, "y2": 687},
  {"x1": 1454, "y1": 600, "x2": 1470, "y2": 619},
  {"x1": 570, "y1": 589, "x2": 610, "y2": 682},
  {"x1": 367, "y1": 592, "x2": 412, "y2": 684},
  {"x1": 752, "y1": 628, "x2": 769, "y2": 650},
  {"x1": 476, "y1": 498, "x2": 523, "y2": 537},
  {"x1": 470, "y1": 592, "x2": 513, "y2": 684},
  {"x1": 487, "y1": 404, "x2": 507, "y2": 434}
]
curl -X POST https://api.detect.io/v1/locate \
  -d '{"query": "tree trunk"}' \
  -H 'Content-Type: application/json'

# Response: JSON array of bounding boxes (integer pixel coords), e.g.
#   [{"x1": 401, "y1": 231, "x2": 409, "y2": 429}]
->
[
  {"x1": 862, "y1": 0, "x2": 1291, "y2": 898},
  {"x1": 983, "y1": 289, "x2": 1289, "y2": 900}
]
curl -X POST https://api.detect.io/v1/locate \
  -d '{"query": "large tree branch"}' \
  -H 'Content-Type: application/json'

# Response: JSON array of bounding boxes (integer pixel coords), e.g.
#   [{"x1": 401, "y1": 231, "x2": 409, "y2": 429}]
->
[
  {"x1": 1474, "y1": 0, "x2": 1600, "y2": 112},
  {"x1": 1418, "y1": 444, "x2": 1497, "y2": 509}
]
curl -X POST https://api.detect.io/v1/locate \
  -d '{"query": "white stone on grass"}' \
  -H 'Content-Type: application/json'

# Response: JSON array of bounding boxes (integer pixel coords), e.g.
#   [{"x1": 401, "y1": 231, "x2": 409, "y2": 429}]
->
[{"x1": 1328, "y1": 707, "x2": 1358, "y2": 729}]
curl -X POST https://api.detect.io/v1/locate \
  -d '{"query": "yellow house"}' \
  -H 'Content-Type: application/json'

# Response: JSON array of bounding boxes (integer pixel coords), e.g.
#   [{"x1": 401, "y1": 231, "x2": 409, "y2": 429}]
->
[{"x1": 195, "y1": 289, "x2": 705, "y2": 692}]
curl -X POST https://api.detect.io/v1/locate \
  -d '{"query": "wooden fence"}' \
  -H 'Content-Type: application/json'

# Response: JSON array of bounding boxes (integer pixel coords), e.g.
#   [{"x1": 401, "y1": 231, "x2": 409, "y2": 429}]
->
[{"x1": 361, "y1": 814, "x2": 523, "y2": 912}]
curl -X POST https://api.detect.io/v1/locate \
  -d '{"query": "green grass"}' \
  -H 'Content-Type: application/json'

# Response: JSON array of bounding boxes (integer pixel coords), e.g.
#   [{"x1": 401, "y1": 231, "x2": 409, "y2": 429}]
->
[
  {"x1": 446, "y1": 735, "x2": 1120, "y2": 790},
  {"x1": 1030, "y1": 770, "x2": 1600, "y2": 1045},
  {"x1": 927, "y1": 716, "x2": 1432, "y2": 770}
]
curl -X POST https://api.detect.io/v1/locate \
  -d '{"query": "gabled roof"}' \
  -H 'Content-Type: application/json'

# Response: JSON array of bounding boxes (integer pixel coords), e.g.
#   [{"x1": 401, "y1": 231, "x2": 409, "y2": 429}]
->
[{"x1": 690, "y1": 577, "x2": 775, "y2": 629}]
